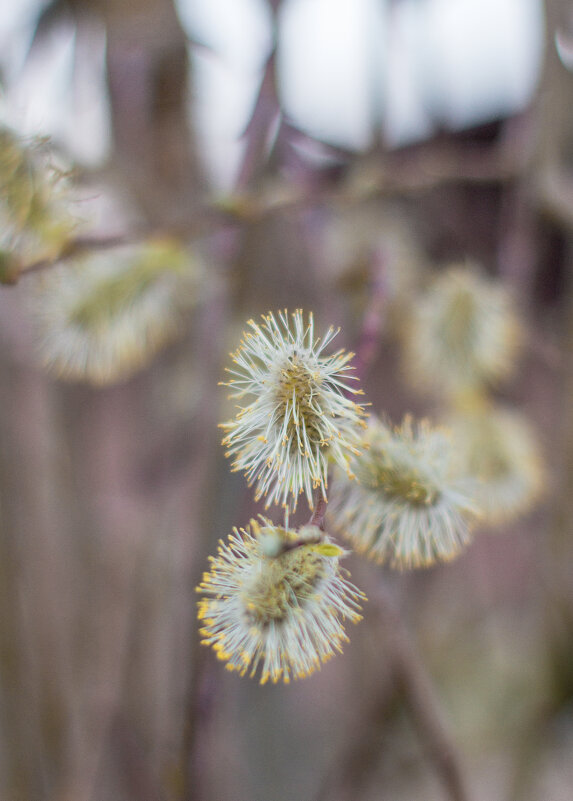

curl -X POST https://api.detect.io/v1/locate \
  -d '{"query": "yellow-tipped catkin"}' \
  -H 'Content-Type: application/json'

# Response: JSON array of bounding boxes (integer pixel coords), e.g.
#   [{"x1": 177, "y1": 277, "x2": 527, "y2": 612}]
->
[
  {"x1": 220, "y1": 310, "x2": 367, "y2": 511},
  {"x1": 196, "y1": 518, "x2": 365, "y2": 684},
  {"x1": 403, "y1": 264, "x2": 520, "y2": 398},
  {"x1": 446, "y1": 403, "x2": 544, "y2": 525},
  {"x1": 329, "y1": 415, "x2": 479, "y2": 569},
  {"x1": 32, "y1": 239, "x2": 203, "y2": 384},
  {"x1": 321, "y1": 204, "x2": 423, "y2": 303},
  {"x1": 0, "y1": 126, "x2": 75, "y2": 264}
]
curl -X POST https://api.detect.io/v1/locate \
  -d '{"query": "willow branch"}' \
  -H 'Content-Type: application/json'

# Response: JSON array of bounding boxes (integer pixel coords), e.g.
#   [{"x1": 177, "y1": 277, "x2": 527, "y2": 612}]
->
[
  {"x1": 15, "y1": 212, "x2": 228, "y2": 280},
  {"x1": 309, "y1": 493, "x2": 327, "y2": 530},
  {"x1": 234, "y1": 0, "x2": 285, "y2": 191},
  {"x1": 235, "y1": 50, "x2": 280, "y2": 191},
  {"x1": 312, "y1": 676, "x2": 399, "y2": 801},
  {"x1": 371, "y1": 585, "x2": 472, "y2": 801},
  {"x1": 6, "y1": 135, "x2": 527, "y2": 287},
  {"x1": 314, "y1": 581, "x2": 472, "y2": 801}
]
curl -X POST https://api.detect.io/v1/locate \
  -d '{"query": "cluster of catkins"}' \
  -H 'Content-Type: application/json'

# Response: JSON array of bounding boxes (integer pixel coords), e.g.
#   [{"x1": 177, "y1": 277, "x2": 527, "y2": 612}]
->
[
  {"x1": 1, "y1": 131, "x2": 540, "y2": 684},
  {"x1": 0, "y1": 126, "x2": 203, "y2": 384},
  {"x1": 403, "y1": 266, "x2": 543, "y2": 525},
  {"x1": 0, "y1": 127, "x2": 74, "y2": 280},
  {"x1": 197, "y1": 290, "x2": 543, "y2": 685}
]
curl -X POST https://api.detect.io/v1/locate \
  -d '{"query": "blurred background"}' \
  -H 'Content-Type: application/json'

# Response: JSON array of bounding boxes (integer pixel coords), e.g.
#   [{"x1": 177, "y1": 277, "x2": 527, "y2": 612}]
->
[{"x1": 1, "y1": 1, "x2": 573, "y2": 800}]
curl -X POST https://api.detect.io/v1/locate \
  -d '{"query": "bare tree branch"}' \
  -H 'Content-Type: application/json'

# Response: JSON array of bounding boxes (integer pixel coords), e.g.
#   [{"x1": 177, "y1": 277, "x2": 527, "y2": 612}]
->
[{"x1": 370, "y1": 585, "x2": 473, "y2": 801}]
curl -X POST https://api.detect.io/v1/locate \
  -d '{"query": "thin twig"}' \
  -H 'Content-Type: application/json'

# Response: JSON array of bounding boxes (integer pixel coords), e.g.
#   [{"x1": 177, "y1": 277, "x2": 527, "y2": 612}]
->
[
  {"x1": 309, "y1": 492, "x2": 327, "y2": 530},
  {"x1": 314, "y1": 581, "x2": 472, "y2": 801},
  {"x1": 5, "y1": 134, "x2": 527, "y2": 289},
  {"x1": 312, "y1": 675, "x2": 399, "y2": 801},
  {"x1": 371, "y1": 585, "x2": 472, "y2": 801},
  {"x1": 13, "y1": 209, "x2": 234, "y2": 282}
]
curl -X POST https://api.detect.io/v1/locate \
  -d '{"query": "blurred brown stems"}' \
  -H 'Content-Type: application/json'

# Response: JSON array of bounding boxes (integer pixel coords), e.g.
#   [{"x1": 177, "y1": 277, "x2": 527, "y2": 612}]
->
[{"x1": 315, "y1": 583, "x2": 472, "y2": 801}]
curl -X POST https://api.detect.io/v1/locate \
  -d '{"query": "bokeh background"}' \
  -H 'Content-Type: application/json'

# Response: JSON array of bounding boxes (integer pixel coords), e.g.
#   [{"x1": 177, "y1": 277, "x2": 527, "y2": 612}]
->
[{"x1": 1, "y1": 1, "x2": 572, "y2": 800}]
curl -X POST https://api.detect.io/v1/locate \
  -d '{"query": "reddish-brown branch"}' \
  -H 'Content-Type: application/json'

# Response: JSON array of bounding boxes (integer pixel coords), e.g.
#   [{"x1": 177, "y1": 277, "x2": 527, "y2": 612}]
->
[
  {"x1": 371, "y1": 586, "x2": 472, "y2": 801},
  {"x1": 309, "y1": 493, "x2": 328, "y2": 530},
  {"x1": 235, "y1": 50, "x2": 281, "y2": 192},
  {"x1": 314, "y1": 583, "x2": 472, "y2": 801},
  {"x1": 6, "y1": 135, "x2": 527, "y2": 288}
]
